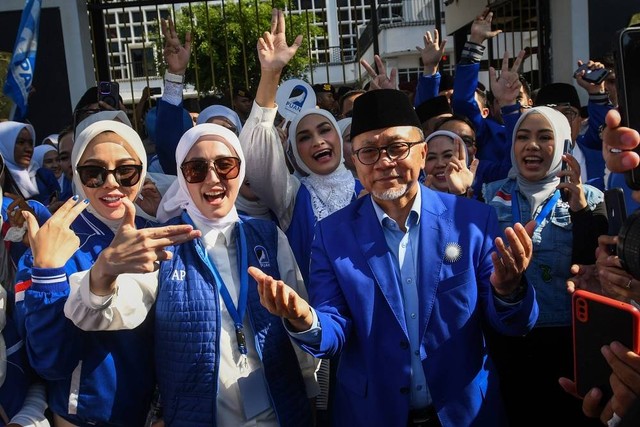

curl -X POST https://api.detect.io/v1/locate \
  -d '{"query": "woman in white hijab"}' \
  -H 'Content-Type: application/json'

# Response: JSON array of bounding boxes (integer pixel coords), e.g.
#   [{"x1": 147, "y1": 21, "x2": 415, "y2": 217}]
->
[
  {"x1": 64, "y1": 123, "x2": 319, "y2": 426},
  {"x1": 17, "y1": 120, "x2": 197, "y2": 427},
  {"x1": 32, "y1": 144, "x2": 61, "y2": 179},
  {"x1": 0, "y1": 122, "x2": 59, "y2": 206},
  {"x1": 482, "y1": 106, "x2": 608, "y2": 426}
]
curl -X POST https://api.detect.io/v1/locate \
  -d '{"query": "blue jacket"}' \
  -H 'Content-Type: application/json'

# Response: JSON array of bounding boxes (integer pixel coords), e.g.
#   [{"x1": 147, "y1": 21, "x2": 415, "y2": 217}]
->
[
  {"x1": 484, "y1": 178, "x2": 604, "y2": 326},
  {"x1": 0, "y1": 295, "x2": 37, "y2": 423},
  {"x1": 285, "y1": 181, "x2": 363, "y2": 286},
  {"x1": 295, "y1": 186, "x2": 538, "y2": 427},
  {"x1": 155, "y1": 213, "x2": 311, "y2": 426},
  {"x1": 16, "y1": 211, "x2": 156, "y2": 426}
]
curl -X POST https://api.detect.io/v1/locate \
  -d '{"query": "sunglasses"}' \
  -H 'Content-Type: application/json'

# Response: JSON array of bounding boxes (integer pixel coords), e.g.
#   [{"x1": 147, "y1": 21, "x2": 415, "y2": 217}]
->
[
  {"x1": 180, "y1": 157, "x2": 241, "y2": 183},
  {"x1": 76, "y1": 164, "x2": 143, "y2": 188}
]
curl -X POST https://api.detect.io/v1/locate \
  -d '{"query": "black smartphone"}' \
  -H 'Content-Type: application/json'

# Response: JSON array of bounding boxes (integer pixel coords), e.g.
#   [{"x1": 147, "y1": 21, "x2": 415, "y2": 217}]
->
[
  {"x1": 605, "y1": 188, "x2": 627, "y2": 254},
  {"x1": 98, "y1": 81, "x2": 120, "y2": 109},
  {"x1": 573, "y1": 290, "x2": 640, "y2": 400},
  {"x1": 574, "y1": 63, "x2": 609, "y2": 85},
  {"x1": 560, "y1": 139, "x2": 572, "y2": 202},
  {"x1": 615, "y1": 27, "x2": 640, "y2": 189}
]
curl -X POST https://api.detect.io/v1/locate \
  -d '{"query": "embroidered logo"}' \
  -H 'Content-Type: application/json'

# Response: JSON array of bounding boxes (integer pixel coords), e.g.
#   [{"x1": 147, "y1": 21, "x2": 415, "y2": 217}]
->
[
  {"x1": 171, "y1": 270, "x2": 186, "y2": 281},
  {"x1": 444, "y1": 242, "x2": 462, "y2": 263},
  {"x1": 254, "y1": 245, "x2": 271, "y2": 268}
]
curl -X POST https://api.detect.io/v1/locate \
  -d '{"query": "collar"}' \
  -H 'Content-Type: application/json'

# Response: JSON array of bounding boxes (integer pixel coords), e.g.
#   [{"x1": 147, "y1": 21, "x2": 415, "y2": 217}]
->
[{"x1": 370, "y1": 186, "x2": 422, "y2": 229}]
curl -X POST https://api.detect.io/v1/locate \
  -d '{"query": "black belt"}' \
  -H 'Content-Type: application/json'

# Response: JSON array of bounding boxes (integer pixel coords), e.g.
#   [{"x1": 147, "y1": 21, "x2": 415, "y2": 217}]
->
[{"x1": 407, "y1": 405, "x2": 442, "y2": 427}]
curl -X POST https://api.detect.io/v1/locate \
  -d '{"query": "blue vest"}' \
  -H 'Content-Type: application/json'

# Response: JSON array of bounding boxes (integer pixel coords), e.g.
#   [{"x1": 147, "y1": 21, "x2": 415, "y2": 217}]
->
[{"x1": 155, "y1": 213, "x2": 312, "y2": 427}]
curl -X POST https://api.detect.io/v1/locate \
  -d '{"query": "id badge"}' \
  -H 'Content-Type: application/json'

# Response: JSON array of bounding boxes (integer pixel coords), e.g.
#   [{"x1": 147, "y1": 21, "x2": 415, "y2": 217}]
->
[{"x1": 237, "y1": 367, "x2": 272, "y2": 420}]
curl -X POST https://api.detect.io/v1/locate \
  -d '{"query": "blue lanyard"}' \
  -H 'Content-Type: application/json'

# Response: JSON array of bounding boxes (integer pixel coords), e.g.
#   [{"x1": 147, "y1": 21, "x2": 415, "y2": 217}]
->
[
  {"x1": 512, "y1": 190, "x2": 561, "y2": 231},
  {"x1": 209, "y1": 223, "x2": 249, "y2": 355}
]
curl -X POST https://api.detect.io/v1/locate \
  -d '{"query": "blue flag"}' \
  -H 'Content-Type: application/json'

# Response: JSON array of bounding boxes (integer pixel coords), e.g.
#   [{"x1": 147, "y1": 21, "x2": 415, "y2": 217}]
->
[{"x1": 3, "y1": 0, "x2": 42, "y2": 121}]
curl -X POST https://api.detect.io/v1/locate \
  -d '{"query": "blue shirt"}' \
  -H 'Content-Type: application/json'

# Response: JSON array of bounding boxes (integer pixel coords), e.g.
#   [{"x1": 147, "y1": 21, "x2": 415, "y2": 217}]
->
[{"x1": 370, "y1": 189, "x2": 430, "y2": 409}]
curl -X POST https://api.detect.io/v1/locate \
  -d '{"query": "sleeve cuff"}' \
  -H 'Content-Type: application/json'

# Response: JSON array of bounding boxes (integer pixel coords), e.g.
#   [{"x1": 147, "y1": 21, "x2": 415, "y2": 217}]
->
[
  {"x1": 501, "y1": 102, "x2": 522, "y2": 115},
  {"x1": 589, "y1": 92, "x2": 612, "y2": 105},
  {"x1": 283, "y1": 307, "x2": 322, "y2": 344},
  {"x1": 162, "y1": 79, "x2": 184, "y2": 106},
  {"x1": 461, "y1": 41, "x2": 485, "y2": 63},
  {"x1": 245, "y1": 101, "x2": 278, "y2": 126},
  {"x1": 30, "y1": 266, "x2": 68, "y2": 292}
]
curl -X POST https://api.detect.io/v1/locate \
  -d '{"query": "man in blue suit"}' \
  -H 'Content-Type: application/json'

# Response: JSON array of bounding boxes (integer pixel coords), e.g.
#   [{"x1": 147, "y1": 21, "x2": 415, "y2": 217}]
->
[{"x1": 250, "y1": 89, "x2": 539, "y2": 427}]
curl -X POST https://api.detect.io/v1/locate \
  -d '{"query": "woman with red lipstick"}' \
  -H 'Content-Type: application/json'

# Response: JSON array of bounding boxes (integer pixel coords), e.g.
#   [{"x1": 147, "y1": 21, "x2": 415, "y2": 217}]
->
[
  {"x1": 482, "y1": 106, "x2": 607, "y2": 426},
  {"x1": 15, "y1": 119, "x2": 198, "y2": 426},
  {"x1": 64, "y1": 123, "x2": 319, "y2": 426},
  {"x1": 0, "y1": 121, "x2": 59, "y2": 207}
]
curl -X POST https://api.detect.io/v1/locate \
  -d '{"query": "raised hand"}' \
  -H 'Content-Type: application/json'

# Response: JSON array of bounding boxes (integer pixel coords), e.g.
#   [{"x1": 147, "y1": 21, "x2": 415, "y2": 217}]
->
[
  {"x1": 574, "y1": 59, "x2": 607, "y2": 95},
  {"x1": 257, "y1": 8, "x2": 303, "y2": 73},
  {"x1": 469, "y1": 8, "x2": 502, "y2": 45},
  {"x1": 416, "y1": 29, "x2": 446, "y2": 75},
  {"x1": 360, "y1": 55, "x2": 397, "y2": 90},
  {"x1": 444, "y1": 138, "x2": 478, "y2": 195},
  {"x1": 161, "y1": 17, "x2": 191, "y2": 75},
  {"x1": 489, "y1": 50, "x2": 525, "y2": 108},
  {"x1": 90, "y1": 197, "x2": 201, "y2": 295},
  {"x1": 249, "y1": 266, "x2": 312, "y2": 332},
  {"x1": 490, "y1": 220, "x2": 535, "y2": 295},
  {"x1": 23, "y1": 196, "x2": 89, "y2": 268}
]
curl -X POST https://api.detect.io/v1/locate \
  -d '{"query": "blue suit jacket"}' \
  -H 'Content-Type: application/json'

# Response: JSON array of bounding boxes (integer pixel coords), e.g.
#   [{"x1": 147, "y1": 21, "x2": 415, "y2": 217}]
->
[{"x1": 297, "y1": 186, "x2": 538, "y2": 427}]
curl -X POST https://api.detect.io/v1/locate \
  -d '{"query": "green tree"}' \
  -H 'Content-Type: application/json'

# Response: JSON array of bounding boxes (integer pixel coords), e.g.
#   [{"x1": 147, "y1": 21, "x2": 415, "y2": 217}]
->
[{"x1": 173, "y1": 1, "x2": 319, "y2": 96}]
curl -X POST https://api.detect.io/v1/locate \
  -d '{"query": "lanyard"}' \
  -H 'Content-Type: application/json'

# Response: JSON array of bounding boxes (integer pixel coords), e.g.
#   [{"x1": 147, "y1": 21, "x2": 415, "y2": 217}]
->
[
  {"x1": 512, "y1": 190, "x2": 561, "y2": 231},
  {"x1": 209, "y1": 223, "x2": 249, "y2": 356}
]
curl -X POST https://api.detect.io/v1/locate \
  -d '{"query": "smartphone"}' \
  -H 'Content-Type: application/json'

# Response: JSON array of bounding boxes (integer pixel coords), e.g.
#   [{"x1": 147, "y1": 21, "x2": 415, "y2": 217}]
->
[
  {"x1": 605, "y1": 188, "x2": 627, "y2": 254},
  {"x1": 615, "y1": 27, "x2": 640, "y2": 189},
  {"x1": 573, "y1": 290, "x2": 640, "y2": 400},
  {"x1": 560, "y1": 139, "x2": 572, "y2": 202},
  {"x1": 98, "y1": 81, "x2": 120, "y2": 109},
  {"x1": 573, "y1": 63, "x2": 609, "y2": 85}
]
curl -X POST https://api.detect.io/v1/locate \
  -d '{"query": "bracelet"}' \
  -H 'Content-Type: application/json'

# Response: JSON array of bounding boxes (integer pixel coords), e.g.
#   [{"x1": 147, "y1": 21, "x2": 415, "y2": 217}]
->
[{"x1": 164, "y1": 71, "x2": 185, "y2": 84}]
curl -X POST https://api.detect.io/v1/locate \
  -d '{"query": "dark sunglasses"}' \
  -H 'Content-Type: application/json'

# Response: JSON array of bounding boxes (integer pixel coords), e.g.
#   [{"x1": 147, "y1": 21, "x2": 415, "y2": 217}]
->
[
  {"x1": 76, "y1": 164, "x2": 143, "y2": 188},
  {"x1": 180, "y1": 157, "x2": 241, "y2": 183}
]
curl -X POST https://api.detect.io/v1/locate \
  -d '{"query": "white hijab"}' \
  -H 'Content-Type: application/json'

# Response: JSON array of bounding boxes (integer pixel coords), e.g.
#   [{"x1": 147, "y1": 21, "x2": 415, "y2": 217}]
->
[
  {"x1": 0, "y1": 121, "x2": 39, "y2": 198},
  {"x1": 425, "y1": 129, "x2": 471, "y2": 167},
  {"x1": 288, "y1": 108, "x2": 355, "y2": 220},
  {"x1": 72, "y1": 120, "x2": 148, "y2": 231},
  {"x1": 508, "y1": 106, "x2": 572, "y2": 215},
  {"x1": 196, "y1": 105, "x2": 243, "y2": 134},
  {"x1": 156, "y1": 124, "x2": 246, "y2": 232},
  {"x1": 75, "y1": 110, "x2": 132, "y2": 138},
  {"x1": 32, "y1": 144, "x2": 57, "y2": 169}
]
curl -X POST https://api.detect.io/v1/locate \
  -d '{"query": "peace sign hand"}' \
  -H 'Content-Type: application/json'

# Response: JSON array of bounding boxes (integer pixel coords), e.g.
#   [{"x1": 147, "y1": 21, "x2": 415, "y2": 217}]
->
[
  {"x1": 23, "y1": 196, "x2": 89, "y2": 269},
  {"x1": 361, "y1": 55, "x2": 397, "y2": 90},
  {"x1": 489, "y1": 50, "x2": 525, "y2": 108}
]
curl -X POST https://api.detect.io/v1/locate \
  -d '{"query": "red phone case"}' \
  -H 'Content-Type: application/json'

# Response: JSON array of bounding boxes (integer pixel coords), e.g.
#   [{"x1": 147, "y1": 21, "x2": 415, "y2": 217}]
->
[{"x1": 572, "y1": 290, "x2": 640, "y2": 399}]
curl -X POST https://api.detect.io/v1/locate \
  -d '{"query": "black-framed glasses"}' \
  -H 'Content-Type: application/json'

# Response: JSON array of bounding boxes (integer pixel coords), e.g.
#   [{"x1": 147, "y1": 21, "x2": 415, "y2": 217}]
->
[
  {"x1": 76, "y1": 164, "x2": 143, "y2": 188},
  {"x1": 353, "y1": 141, "x2": 424, "y2": 165},
  {"x1": 180, "y1": 157, "x2": 241, "y2": 183},
  {"x1": 546, "y1": 103, "x2": 579, "y2": 122}
]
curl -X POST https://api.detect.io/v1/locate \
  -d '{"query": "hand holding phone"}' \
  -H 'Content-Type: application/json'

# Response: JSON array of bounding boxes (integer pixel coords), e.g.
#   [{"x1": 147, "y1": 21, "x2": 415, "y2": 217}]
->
[
  {"x1": 98, "y1": 81, "x2": 120, "y2": 109},
  {"x1": 573, "y1": 63, "x2": 609, "y2": 85},
  {"x1": 573, "y1": 290, "x2": 640, "y2": 401}
]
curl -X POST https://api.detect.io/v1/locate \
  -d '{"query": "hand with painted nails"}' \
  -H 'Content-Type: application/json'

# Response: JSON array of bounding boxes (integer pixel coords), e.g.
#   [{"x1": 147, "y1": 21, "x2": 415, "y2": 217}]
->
[
  {"x1": 90, "y1": 197, "x2": 201, "y2": 296},
  {"x1": 23, "y1": 195, "x2": 90, "y2": 268}
]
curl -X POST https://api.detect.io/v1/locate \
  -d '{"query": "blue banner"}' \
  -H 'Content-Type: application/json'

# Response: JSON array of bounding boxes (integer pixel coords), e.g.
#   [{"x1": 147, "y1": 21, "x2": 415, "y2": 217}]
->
[{"x1": 3, "y1": 0, "x2": 42, "y2": 121}]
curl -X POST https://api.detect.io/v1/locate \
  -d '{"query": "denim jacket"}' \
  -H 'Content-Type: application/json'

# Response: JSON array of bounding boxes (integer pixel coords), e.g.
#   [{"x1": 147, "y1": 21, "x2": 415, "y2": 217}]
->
[{"x1": 484, "y1": 178, "x2": 604, "y2": 327}]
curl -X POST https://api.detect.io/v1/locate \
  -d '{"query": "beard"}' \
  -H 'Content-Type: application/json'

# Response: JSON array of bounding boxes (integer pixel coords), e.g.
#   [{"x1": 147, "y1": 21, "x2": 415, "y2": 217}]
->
[{"x1": 372, "y1": 184, "x2": 408, "y2": 200}]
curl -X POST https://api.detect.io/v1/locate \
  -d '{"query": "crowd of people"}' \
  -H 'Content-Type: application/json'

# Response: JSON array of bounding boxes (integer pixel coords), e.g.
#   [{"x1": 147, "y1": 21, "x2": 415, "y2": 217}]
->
[{"x1": 0, "y1": 5, "x2": 639, "y2": 427}]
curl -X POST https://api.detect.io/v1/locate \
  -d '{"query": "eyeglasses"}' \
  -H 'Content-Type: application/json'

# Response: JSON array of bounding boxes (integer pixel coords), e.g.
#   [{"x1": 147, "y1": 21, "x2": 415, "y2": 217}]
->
[
  {"x1": 180, "y1": 157, "x2": 241, "y2": 183},
  {"x1": 460, "y1": 136, "x2": 476, "y2": 147},
  {"x1": 76, "y1": 164, "x2": 143, "y2": 188},
  {"x1": 546, "y1": 103, "x2": 579, "y2": 122},
  {"x1": 353, "y1": 141, "x2": 424, "y2": 165}
]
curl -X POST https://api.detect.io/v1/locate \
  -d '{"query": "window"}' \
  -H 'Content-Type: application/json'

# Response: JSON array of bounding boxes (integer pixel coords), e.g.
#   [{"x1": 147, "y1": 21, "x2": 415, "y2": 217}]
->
[{"x1": 129, "y1": 45, "x2": 157, "y2": 78}]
